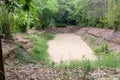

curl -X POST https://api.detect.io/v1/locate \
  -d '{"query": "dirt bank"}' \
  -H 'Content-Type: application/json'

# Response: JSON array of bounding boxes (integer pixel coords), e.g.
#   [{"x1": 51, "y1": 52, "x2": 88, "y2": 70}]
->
[{"x1": 76, "y1": 27, "x2": 120, "y2": 52}]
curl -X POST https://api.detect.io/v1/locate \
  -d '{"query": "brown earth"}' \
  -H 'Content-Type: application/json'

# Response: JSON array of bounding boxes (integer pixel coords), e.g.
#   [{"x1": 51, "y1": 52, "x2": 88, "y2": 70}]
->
[
  {"x1": 2, "y1": 40, "x2": 15, "y2": 59},
  {"x1": 76, "y1": 27, "x2": 120, "y2": 52},
  {"x1": 2, "y1": 33, "x2": 33, "y2": 60},
  {"x1": 48, "y1": 26, "x2": 80, "y2": 33},
  {"x1": 5, "y1": 65, "x2": 120, "y2": 80},
  {"x1": 5, "y1": 60, "x2": 120, "y2": 80}
]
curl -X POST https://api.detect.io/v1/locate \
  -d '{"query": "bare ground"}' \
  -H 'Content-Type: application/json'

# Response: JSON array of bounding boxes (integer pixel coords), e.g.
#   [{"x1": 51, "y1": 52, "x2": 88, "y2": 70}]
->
[{"x1": 47, "y1": 33, "x2": 96, "y2": 63}]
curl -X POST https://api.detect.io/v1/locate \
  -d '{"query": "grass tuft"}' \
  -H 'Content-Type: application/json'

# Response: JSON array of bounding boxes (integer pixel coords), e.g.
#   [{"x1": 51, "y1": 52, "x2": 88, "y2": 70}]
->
[
  {"x1": 15, "y1": 44, "x2": 31, "y2": 63},
  {"x1": 26, "y1": 32, "x2": 55, "y2": 64}
]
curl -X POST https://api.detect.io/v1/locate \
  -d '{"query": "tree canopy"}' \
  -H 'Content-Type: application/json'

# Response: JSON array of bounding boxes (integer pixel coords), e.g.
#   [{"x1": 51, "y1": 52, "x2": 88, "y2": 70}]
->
[{"x1": 0, "y1": 0, "x2": 120, "y2": 38}]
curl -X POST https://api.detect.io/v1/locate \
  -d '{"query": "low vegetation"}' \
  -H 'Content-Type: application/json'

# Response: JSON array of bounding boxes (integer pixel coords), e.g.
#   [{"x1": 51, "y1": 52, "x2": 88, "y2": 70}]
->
[
  {"x1": 23, "y1": 32, "x2": 55, "y2": 64},
  {"x1": 55, "y1": 53, "x2": 120, "y2": 68},
  {"x1": 15, "y1": 44, "x2": 30, "y2": 63},
  {"x1": 87, "y1": 36, "x2": 120, "y2": 69},
  {"x1": 15, "y1": 32, "x2": 54, "y2": 64}
]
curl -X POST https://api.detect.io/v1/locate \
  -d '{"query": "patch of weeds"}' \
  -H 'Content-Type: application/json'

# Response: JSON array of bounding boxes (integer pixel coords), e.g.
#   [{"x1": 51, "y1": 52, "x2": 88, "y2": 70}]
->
[
  {"x1": 82, "y1": 61, "x2": 95, "y2": 80},
  {"x1": 54, "y1": 58, "x2": 93, "y2": 69},
  {"x1": 69, "y1": 60, "x2": 93, "y2": 69},
  {"x1": 54, "y1": 53, "x2": 120, "y2": 79},
  {"x1": 25, "y1": 32, "x2": 55, "y2": 64},
  {"x1": 101, "y1": 42, "x2": 109, "y2": 53},
  {"x1": 88, "y1": 36, "x2": 98, "y2": 46},
  {"x1": 87, "y1": 35, "x2": 109, "y2": 54},
  {"x1": 54, "y1": 59, "x2": 95, "y2": 80},
  {"x1": 85, "y1": 35, "x2": 120, "y2": 68},
  {"x1": 54, "y1": 61, "x2": 69, "y2": 68},
  {"x1": 93, "y1": 46, "x2": 102, "y2": 53},
  {"x1": 93, "y1": 42, "x2": 109, "y2": 54},
  {"x1": 55, "y1": 52, "x2": 120, "y2": 69},
  {"x1": 92, "y1": 53, "x2": 120, "y2": 68},
  {"x1": 15, "y1": 44, "x2": 30, "y2": 63}
]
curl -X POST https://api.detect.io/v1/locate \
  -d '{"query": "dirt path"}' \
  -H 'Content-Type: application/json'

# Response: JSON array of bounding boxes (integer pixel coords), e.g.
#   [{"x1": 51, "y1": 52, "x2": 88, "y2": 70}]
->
[{"x1": 47, "y1": 33, "x2": 96, "y2": 63}]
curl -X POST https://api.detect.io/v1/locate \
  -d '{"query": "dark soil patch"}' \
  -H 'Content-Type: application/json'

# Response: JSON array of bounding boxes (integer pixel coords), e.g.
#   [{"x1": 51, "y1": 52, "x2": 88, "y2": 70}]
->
[{"x1": 5, "y1": 65, "x2": 120, "y2": 80}]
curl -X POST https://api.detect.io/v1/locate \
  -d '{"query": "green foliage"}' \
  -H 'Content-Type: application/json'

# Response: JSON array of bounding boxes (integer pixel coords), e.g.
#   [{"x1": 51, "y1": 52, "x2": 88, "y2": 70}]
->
[
  {"x1": 52, "y1": 0, "x2": 106, "y2": 27},
  {"x1": 0, "y1": 0, "x2": 41, "y2": 39},
  {"x1": 103, "y1": 0, "x2": 120, "y2": 31},
  {"x1": 1, "y1": 0, "x2": 120, "y2": 39},
  {"x1": 0, "y1": 2, "x2": 13, "y2": 39},
  {"x1": 13, "y1": 0, "x2": 39, "y2": 33},
  {"x1": 33, "y1": 0, "x2": 58, "y2": 29},
  {"x1": 70, "y1": 0, "x2": 106, "y2": 27},
  {"x1": 0, "y1": 0, "x2": 38, "y2": 38},
  {"x1": 54, "y1": 0, "x2": 77, "y2": 27}
]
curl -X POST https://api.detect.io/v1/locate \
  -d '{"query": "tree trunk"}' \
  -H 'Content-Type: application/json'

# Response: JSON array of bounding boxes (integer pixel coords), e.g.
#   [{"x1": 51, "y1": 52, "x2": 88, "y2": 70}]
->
[
  {"x1": 114, "y1": 21, "x2": 119, "y2": 32},
  {"x1": 0, "y1": 35, "x2": 5, "y2": 80}
]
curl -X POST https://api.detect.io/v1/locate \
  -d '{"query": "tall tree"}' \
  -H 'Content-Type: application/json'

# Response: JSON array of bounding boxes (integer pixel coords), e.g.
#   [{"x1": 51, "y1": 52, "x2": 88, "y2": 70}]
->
[
  {"x1": 33, "y1": 0, "x2": 58, "y2": 29},
  {"x1": 0, "y1": 0, "x2": 33, "y2": 39},
  {"x1": 104, "y1": 0, "x2": 120, "y2": 31}
]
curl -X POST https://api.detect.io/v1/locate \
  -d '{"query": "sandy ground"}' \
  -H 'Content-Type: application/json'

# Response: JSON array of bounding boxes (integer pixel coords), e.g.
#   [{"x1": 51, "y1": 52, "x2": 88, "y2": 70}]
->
[{"x1": 47, "y1": 33, "x2": 96, "y2": 63}]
